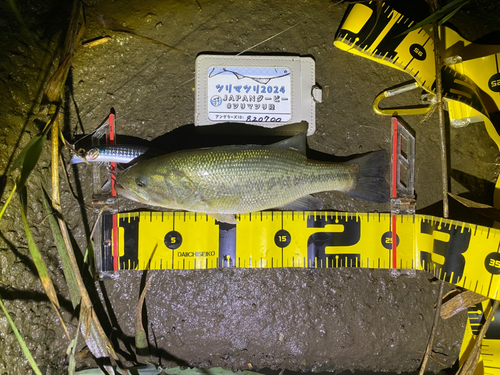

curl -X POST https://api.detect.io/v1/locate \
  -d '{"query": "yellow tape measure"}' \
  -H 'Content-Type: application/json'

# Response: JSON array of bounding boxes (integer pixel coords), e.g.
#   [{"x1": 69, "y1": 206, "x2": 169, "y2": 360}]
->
[
  {"x1": 100, "y1": 211, "x2": 500, "y2": 299},
  {"x1": 462, "y1": 299, "x2": 500, "y2": 375},
  {"x1": 333, "y1": 3, "x2": 500, "y2": 373},
  {"x1": 333, "y1": 2, "x2": 500, "y2": 201},
  {"x1": 333, "y1": 1, "x2": 498, "y2": 123},
  {"x1": 91, "y1": 3, "x2": 500, "y2": 370}
]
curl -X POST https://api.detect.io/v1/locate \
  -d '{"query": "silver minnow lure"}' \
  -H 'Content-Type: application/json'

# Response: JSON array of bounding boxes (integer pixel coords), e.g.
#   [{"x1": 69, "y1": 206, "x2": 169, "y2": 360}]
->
[{"x1": 70, "y1": 145, "x2": 149, "y2": 164}]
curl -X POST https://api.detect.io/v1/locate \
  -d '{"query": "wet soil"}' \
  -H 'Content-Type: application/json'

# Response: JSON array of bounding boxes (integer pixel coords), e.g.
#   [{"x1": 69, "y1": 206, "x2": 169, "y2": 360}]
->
[
  {"x1": 0, "y1": 0, "x2": 500, "y2": 373},
  {"x1": 104, "y1": 269, "x2": 466, "y2": 373}
]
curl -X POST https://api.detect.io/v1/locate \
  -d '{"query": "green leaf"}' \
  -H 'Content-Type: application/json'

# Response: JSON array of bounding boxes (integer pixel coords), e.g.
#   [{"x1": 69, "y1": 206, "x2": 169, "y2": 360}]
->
[
  {"x1": 12, "y1": 136, "x2": 40, "y2": 170},
  {"x1": 42, "y1": 188, "x2": 81, "y2": 309},
  {"x1": 13, "y1": 134, "x2": 45, "y2": 188},
  {"x1": 438, "y1": 3, "x2": 467, "y2": 26},
  {"x1": 2, "y1": 131, "x2": 47, "y2": 223},
  {"x1": 0, "y1": 295, "x2": 43, "y2": 375},
  {"x1": 19, "y1": 191, "x2": 70, "y2": 340},
  {"x1": 398, "y1": 0, "x2": 469, "y2": 36},
  {"x1": 19, "y1": 192, "x2": 51, "y2": 285},
  {"x1": 7, "y1": 0, "x2": 23, "y2": 23},
  {"x1": 0, "y1": 183, "x2": 17, "y2": 222},
  {"x1": 67, "y1": 308, "x2": 83, "y2": 375}
]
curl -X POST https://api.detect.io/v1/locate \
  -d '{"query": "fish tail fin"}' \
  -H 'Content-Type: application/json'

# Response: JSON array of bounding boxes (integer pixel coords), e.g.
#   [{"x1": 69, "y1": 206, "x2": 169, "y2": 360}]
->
[{"x1": 346, "y1": 150, "x2": 390, "y2": 203}]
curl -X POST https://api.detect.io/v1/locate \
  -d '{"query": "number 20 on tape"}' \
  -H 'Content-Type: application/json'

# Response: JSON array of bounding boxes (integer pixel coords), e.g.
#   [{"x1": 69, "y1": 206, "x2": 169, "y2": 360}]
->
[{"x1": 98, "y1": 211, "x2": 500, "y2": 300}]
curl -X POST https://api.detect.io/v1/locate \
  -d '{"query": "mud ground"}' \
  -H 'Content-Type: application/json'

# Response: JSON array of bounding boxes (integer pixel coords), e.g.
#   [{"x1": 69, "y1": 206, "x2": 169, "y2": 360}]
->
[
  {"x1": 0, "y1": 0, "x2": 500, "y2": 373},
  {"x1": 103, "y1": 269, "x2": 466, "y2": 373}
]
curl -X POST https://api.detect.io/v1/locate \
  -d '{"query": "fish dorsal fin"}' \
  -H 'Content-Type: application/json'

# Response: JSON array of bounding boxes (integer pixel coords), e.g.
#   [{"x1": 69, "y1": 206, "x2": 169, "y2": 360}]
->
[{"x1": 269, "y1": 131, "x2": 307, "y2": 155}]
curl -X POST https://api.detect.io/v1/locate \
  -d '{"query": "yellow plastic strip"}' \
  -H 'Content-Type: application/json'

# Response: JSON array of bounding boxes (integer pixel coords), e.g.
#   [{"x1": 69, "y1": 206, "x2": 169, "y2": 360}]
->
[
  {"x1": 333, "y1": 3, "x2": 500, "y2": 373},
  {"x1": 109, "y1": 211, "x2": 500, "y2": 300}
]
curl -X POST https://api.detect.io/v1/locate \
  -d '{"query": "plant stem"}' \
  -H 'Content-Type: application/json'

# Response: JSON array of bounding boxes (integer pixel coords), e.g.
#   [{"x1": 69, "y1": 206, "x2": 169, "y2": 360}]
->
[
  {"x1": 0, "y1": 182, "x2": 16, "y2": 221},
  {"x1": 419, "y1": 281, "x2": 445, "y2": 375},
  {"x1": 51, "y1": 107, "x2": 60, "y2": 208},
  {"x1": 432, "y1": 0, "x2": 449, "y2": 218}
]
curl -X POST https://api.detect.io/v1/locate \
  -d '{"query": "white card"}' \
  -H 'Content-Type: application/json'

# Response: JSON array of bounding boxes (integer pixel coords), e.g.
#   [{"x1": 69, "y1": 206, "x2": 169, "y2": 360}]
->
[{"x1": 195, "y1": 55, "x2": 319, "y2": 135}]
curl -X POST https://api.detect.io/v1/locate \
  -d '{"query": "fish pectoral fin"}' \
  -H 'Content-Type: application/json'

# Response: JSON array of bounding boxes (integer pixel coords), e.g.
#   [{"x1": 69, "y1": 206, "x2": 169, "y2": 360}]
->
[
  {"x1": 208, "y1": 213, "x2": 239, "y2": 225},
  {"x1": 277, "y1": 195, "x2": 323, "y2": 211},
  {"x1": 179, "y1": 176, "x2": 196, "y2": 192},
  {"x1": 170, "y1": 172, "x2": 201, "y2": 204}
]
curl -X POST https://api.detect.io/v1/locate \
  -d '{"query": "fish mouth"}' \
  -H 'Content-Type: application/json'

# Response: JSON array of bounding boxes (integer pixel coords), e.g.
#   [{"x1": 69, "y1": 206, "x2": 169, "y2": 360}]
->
[
  {"x1": 114, "y1": 182, "x2": 130, "y2": 199},
  {"x1": 114, "y1": 182, "x2": 125, "y2": 193},
  {"x1": 115, "y1": 182, "x2": 151, "y2": 205}
]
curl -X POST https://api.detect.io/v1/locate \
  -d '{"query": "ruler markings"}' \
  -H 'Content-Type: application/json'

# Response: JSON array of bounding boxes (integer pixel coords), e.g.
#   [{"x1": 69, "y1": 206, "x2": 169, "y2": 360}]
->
[
  {"x1": 488, "y1": 272, "x2": 495, "y2": 300},
  {"x1": 110, "y1": 208, "x2": 500, "y2": 292},
  {"x1": 404, "y1": 58, "x2": 414, "y2": 70}
]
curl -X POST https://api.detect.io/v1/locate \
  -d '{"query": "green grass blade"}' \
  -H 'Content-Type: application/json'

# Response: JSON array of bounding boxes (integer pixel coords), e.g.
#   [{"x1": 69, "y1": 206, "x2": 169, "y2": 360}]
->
[
  {"x1": 67, "y1": 308, "x2": 83, "y2": 375},
  {"x1": 51, "y1": 204, "x2": 120, "y2": 373},
  {"x1": 0, "y1": 182, "x2": 16, "y2": 221},
  {"x1": 7, "y1": 0, "x2": 32, "y2": 43},
  {"x1": 8, "y1": 116, "x2": 53, "y2": 211},
  {"x1": 19, "y1": 192, "x2": 58, "y2": 303},
  {"x1": 13, "y1": 134, "x2": 45, "y2": 188},
  {"x1": 438, "y1": 3, "x2": 467, "y2": 26},
  {"x1": 398, "y1": 0, "x2": 469, "y2": 36},
  {"x1": 42, "y1": 188, "x2": 81, "y2": 308},
  {"x1": 7, "y1": 0, "x2": 23, "y2": 23},
  {"x1": 19, "y1": 190, "x2": 70, "y2": 339},
  {"x1": 437, "y1": 0, "x2": 469, "y2": 13},
  {"x1": 0, "y1": 295, "x2": 43, "y2": 375}
]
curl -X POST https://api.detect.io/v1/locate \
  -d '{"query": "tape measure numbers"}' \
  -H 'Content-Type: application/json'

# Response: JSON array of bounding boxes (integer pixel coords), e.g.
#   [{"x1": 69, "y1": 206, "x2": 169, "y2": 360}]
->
[
  {"x1": 333, "y1": 2, "x2": 495, "y2": 122},
  {"x1": 334, "y1": 3, "x2": 500, "y2": 373},
  {"x1": 99, "y1": 210, "x2": 500, "y2": 299},
  {"x1": 333, "y1": 2, "x2": 500, "y2": 204}
]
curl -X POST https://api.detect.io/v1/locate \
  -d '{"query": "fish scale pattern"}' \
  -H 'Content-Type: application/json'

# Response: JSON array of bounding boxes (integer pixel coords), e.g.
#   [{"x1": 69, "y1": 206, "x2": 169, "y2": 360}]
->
[{"x1": 148, "y1": 147, "x2": 355, "y2": 214}]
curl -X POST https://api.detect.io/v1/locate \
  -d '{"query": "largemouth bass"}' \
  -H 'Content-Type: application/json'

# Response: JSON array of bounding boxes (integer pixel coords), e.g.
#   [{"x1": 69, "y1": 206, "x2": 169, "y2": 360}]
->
[{"x1": 116, "y1": 132, "x2": 389, "y2": 223}]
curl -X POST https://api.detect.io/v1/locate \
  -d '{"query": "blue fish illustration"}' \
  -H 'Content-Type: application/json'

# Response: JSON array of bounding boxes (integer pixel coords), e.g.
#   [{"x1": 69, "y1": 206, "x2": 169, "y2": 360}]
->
[{"x1": 208, "y1": 67, "x2": 290, "y2": 84}]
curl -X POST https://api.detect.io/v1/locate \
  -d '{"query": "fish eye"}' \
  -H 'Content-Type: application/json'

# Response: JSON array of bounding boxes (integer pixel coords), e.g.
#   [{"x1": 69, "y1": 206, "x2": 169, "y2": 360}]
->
[{"x1": 135, "y1": 178, "x2": 146, "y2": 188}]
